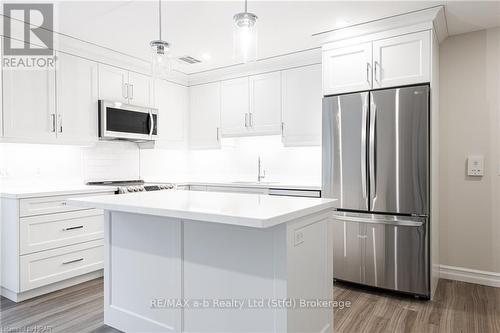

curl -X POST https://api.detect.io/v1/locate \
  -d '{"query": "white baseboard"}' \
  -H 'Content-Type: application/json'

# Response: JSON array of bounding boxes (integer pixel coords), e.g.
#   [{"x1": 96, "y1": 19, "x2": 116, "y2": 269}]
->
[
  {"x1": 1, "y1": 270, "x2": 103, "y2": 302},
  {"x1": 439, "y1": 265, "x2": 500, "y2": 288}
]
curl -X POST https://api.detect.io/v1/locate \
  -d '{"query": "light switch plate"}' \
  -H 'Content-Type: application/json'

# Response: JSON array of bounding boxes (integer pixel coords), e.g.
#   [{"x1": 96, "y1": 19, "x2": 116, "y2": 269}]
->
[{"x1": 467, "y1": 155, "x2": 484, "y2": 176}]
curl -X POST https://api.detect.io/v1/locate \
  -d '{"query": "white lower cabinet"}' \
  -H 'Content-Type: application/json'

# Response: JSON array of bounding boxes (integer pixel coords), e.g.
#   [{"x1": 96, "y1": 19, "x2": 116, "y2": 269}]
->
[
  {"x1": 1, "y1": 190, "x2": 113, "y2": 302},
  {"x1": 20, "y1": 209, "x2": 104, "y2": 255},
  {"x1": 20, "y1": 240, "x2": 104, "y2": 291},
  {"x1": 281, "y1": 64, "x2": 322, "y2": 146}
]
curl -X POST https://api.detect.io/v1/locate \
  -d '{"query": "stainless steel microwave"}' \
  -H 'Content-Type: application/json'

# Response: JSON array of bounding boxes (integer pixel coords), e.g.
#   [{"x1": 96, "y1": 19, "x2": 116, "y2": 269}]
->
[{"x1": 99, "y1": 100, "x2": 158, "y2": 142}]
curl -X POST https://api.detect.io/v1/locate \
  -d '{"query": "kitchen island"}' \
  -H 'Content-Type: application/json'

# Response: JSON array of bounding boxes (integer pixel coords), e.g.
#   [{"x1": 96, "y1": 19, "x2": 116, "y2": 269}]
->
[{"x1": 68, "y1": 190, "x2": 336, "y2": 333}]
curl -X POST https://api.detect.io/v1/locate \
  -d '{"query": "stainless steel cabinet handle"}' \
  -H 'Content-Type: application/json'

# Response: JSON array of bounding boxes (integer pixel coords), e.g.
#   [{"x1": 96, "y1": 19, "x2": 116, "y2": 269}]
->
[
  {"x1": 123, "y1": 83, "x2": 128, "y2": 99},
  {"x1": 249, "y1": 113, "x2": 253, "y2": 127},
  {"x1": 62, "y1": 225, "x2": 83, "y2": 231},
  {"x1": 216, "y1": 127, "x2": 220, "y2": 141},
  {"x1": 366, "y1": 62, "x2": 371, "y2": 86},
  {"x1": 50, "y1": 114, "x2": 56, "y2": 132},
  {"x1": 58, "y1": 114, "x2": 63, "y2": 133},
  {"x1": 245, "y1": 113, "x2": 248, "y2": 127},
  {"x1": 62, "y1": 258, "x2": 84, "y2": 265},
  {"x1": 374, "y1": 61, "x2": 380, "y2": 83},
  {"x1": 369, "y1": 96, "x2": 377, "y2": 200},
  {"x1": 361, "y1": 94, "x2": 368, "y2": 201},
  {"x1": 281, "y1": 122, "x2": 285, "y2": 138},
  {"x1": 129, "y1": 84, "x2": 134, "y2": 100}
]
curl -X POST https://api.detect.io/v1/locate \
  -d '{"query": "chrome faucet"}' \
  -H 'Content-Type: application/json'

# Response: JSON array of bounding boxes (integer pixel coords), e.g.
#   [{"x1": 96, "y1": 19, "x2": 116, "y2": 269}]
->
[{"x1": 257, "y1": 155, "x2": 266, "y2": 182}]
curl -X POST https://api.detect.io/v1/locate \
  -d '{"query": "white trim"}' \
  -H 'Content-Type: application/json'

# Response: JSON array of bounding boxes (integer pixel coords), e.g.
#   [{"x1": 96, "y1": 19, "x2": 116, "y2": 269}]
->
[
  {"x1": 1, "y1": 270, "x2": 103, "y2": 302},
  {"x1": 439, "y1": 265, "x2": 500, "y2": 288}
]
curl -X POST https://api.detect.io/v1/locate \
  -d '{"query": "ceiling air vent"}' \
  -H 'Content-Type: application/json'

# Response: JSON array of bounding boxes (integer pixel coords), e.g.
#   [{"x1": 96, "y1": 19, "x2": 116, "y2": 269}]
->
[{"x1": 178, "y1": 56, "x2": 202, "y2": 64}]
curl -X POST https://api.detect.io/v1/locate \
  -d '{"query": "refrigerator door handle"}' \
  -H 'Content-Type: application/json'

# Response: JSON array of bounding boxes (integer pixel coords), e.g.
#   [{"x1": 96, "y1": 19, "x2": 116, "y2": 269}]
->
[
  {"x1": 361, "y1": 94, "x2": 368, "y2": 200},
  {"x1": 369, "y1": 96, "x2": 377, "y2": 200},
  {"x1": 332, "y1": 214, "x2": 424, "y2": 227}
]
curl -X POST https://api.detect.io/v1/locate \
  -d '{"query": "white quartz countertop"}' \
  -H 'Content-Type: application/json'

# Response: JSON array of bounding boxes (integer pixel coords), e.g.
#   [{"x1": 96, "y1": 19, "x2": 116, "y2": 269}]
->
[
  {"x1": 0, "y1": 184, "x2": 117, "y2": 199},
  {"x1": 68, "y1": 190, "x2": 335, "y2": 228}
]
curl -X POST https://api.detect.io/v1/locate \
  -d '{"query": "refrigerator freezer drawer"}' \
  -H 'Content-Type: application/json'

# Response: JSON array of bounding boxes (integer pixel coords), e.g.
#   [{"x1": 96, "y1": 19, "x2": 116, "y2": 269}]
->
[{"x1": 332, "y1": 214, "x2": 429, "y2": 296}]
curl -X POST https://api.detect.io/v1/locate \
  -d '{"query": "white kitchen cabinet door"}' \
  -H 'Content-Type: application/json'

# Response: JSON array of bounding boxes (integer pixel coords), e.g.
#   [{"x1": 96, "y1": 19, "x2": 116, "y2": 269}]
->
[
  {"x1": 98, "y1": 64, "x2": 128, "y2": 103},
  {"x1": 189, "y1": 82, "x2": 221, "y2": 149},
  {"x1": 128, "y1": 71, "x2": 153, "y2": 107},
  {"x1": 281, "y1": 64, "x2": 322, "y2": 146},
  {"x1": 322, "y1": 42, "x2": 372, "y2": 95},
  {"x1": 372, "y1": 31, "x2": 431, "y2": 88},
  {"x1": 155, "y1": 79, "x2": 188, "y2": 148},
  {"x1": 56, "y1": 52, "x2": 98, "y2": 143},
  {"x1": 3, "y1": 66, "x2": 56, "y2": 140},
  {"x1": 221, "y1": 77, "x2": 249, "y2": 136},
  {"x1": 249, "y1": 72, "x2": 282, "y2": 135}
]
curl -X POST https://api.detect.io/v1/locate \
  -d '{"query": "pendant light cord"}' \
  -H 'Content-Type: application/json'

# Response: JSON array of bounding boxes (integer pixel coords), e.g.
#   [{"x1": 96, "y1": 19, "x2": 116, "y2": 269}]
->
[
  {"x1": 244, "y1": 0, "x2": 248, "y2": 13},
  {"x1": 158, "y1": 0, "x2": 162, "y2": 40}
]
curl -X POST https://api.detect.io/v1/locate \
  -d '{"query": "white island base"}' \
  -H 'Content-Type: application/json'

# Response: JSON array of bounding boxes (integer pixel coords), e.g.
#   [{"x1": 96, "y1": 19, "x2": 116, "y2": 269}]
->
[
  {"x1": 104, "y1": 210, "x2": 332, "y2": 333},
  {"x1": 69, "y1": 190, "x2": 335, "y2": 333}
]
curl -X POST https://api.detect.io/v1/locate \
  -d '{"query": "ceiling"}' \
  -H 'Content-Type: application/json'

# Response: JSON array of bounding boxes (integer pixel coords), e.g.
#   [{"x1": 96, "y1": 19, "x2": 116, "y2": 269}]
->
[{"x1": 48, "y1": 1, "x2": 500, "y2": 74}]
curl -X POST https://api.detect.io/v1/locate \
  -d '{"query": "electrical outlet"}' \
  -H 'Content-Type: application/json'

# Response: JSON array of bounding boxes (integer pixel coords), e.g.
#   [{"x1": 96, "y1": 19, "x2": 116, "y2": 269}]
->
[{"x1": 294, "y1": 230, "x2": 304, "y2": 246}]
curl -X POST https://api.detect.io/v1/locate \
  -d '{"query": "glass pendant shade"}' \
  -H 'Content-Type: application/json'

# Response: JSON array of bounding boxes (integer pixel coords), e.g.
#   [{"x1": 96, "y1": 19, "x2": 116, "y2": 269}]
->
[
  {"x1": 233, "y1": 12, "x2": 258, "y2": 63},
  {"x1": 150, "y1": 40, "x2": 171, "y2": 78}
]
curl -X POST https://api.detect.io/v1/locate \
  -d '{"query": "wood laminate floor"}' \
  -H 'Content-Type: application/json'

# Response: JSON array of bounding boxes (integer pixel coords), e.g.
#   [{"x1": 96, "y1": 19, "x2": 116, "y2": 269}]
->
[{"x1": 1, "y1": 278, "x2": 499, "y2": 332}]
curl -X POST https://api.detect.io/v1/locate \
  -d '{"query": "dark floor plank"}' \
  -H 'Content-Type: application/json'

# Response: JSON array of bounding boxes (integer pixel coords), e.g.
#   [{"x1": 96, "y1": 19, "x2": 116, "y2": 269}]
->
[{"x1": 2, "y1": 277, "x2": 500, "y2": 332}]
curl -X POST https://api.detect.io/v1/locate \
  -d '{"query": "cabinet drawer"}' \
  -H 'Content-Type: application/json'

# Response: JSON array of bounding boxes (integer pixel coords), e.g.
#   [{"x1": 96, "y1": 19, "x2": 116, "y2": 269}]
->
[
  {"x1": 19, "y1": 192, "x2": 112, "y2": 217},
  {"x1": 20, "y1": 209, "x2": 104, "y2": 255},
  {"x1": 20, "y1": 240, "x2": 104, "y2": 291}
]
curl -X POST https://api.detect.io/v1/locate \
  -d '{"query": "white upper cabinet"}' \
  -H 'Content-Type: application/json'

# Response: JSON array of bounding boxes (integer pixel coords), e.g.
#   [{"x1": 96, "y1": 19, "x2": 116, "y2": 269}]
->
[
  {"x1": 281, "y1": 64, "x2": 322, "y2": 146},
  {"x1": 98, "y1": 64, "x2": 153, "y2": 107},
  {"x1": 56, "y1": 52, "x2": 98, "y2": 143},
  {"x1": 189, "y1": 82, "x2": 221, "y2": 149},
  {"x1": 249, "y1": 72, "x2": 282, "y2": 135},
  {"x1": 220, "y1": 77, "x2": 249, "y2": 137},
  {"x1": 372, "y1": 31, "x2": 431, "y2": 88},
  {"x1": 323, "y1": 43, "x2": 372, "y2": 95},
  {"x1": 98, "y1": 64, "x2": 128, "y2": 103},
  {"x1": 3, "y1": 66, "x2": 56, "y2": 140},
  {"x1": 155, "y1": 79, "x2": 188, "y2": 148},
  {"x1": 322, "y1": 31, "x2": 431, "y2": 94},
  {"x1": 128, "y1": 71, "x2": 153, "y2": 107}
]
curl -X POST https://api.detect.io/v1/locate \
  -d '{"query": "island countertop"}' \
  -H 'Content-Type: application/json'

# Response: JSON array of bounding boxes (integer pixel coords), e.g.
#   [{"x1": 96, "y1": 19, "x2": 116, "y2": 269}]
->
[{"x1": 68, "y1": 190, "x2": 336, "y2": 228}]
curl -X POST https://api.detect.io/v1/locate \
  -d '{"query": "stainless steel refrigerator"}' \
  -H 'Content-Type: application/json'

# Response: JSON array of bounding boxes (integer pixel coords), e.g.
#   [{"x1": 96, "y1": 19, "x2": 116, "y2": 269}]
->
[{"x1": 322, "y1": 84, "x2": 430, "y2": 297}]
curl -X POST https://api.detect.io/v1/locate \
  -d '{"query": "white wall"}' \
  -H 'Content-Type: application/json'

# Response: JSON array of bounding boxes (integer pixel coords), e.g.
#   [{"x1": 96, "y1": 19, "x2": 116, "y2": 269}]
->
[{"x1": 439, "y1": 27, "x2": 500, "y2": 274}]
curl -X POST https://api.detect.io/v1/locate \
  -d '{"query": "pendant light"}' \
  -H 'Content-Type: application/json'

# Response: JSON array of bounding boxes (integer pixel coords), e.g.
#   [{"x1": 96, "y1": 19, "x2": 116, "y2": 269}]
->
[
  {"x1": 150, "y1": 0, "x2": 171, "y2": 77},
  {"x1": 233, "y1": 0, "x2": 258, "y2": 63}
]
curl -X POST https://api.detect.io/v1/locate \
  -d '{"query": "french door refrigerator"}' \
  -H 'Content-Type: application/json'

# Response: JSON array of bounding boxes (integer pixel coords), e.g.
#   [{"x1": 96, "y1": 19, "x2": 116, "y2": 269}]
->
[{"x1": 322, "y1": 84, "x2": 430, "y2": 297}]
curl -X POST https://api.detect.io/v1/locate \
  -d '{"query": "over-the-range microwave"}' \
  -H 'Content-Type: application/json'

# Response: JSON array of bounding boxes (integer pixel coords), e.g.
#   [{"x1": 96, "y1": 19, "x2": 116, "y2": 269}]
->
[{"x1": 99, "y1": 100, "x2": 158, "y2": 142}]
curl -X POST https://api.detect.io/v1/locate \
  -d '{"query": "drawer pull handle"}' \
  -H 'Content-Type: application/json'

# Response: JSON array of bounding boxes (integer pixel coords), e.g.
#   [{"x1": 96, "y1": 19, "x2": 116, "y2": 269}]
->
[
  {"x1": 62, "y1": 225, "x2": 84, "y2": 231},
  {"x1": 62, "y1": 258, "x2": 84, "y2": 265}
]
